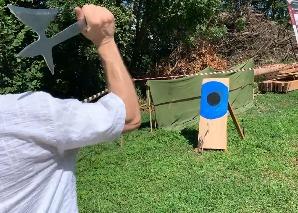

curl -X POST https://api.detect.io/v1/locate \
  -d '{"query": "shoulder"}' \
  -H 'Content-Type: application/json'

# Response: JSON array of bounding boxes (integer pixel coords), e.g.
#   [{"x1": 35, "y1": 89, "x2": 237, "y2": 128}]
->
[
  {"x1": 0, "y1": 91, "x2": 54, "y2": 102},
  {"x1": 0, "y1": 92, "x2": 64, "y2": 115},
  {"x1": 0, "y1": 91, "x2": 50, "y2": 107},
  {"x1": 18, "y1": 91, "x2": 54, "y2": 101}
]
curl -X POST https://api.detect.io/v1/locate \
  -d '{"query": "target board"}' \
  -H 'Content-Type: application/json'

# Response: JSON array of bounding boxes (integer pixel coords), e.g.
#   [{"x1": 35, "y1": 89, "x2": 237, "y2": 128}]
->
[{"x1": 198, "y1": 78, "x2": 229, "y2": 150}]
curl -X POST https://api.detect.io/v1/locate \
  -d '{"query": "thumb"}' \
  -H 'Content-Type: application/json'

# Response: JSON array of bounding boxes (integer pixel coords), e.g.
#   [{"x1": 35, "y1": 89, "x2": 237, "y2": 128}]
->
[{"x1": 75, "y1": 7, "x2": 84, "y2": 21}]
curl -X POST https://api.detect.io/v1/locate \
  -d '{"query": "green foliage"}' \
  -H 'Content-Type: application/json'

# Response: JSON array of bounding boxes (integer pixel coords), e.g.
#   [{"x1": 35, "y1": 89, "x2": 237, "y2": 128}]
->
[
  {"x1": 251, "y1": 0, "x2": 289, "y2": 23},
  {"x1": 127, "y1": 0, "x2": 221, "y2": 75},
  {"x1": 0, "y1": 0, "x2": 222, "y2": 97},
  {"x1": 197, "y1": 24, "x2": 228, "y2": 41},
  {"x1": 223, "y1": 0, "x2": 289, "y2": 23},
  {"x1": 235, "y1": 17, "x2": 246, "y2": 32},
  {"x1": 77, "y1": 91, "x2": 298, "y2": 212},
  {"x1": 0, "y1": 0, "x2": 45, "y2": 94},
  {"x1": 0, "y1": 0, "x2": 135, "y2": 98},
  {"x1": 1, "y1": 0, "x2": 292, "y2": 97}
]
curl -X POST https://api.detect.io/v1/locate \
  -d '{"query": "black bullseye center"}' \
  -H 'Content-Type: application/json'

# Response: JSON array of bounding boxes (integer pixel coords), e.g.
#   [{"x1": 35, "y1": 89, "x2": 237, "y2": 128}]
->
[{"x1": 207, "y1": 92, "x2": 220, "y2": 106}]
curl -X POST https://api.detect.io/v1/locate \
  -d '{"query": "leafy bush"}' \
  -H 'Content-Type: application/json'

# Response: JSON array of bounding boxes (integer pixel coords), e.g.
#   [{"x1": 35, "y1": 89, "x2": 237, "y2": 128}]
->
[
  {"x1": 0, "y1": 0, "x2": 44, "y2": 94},
  {"x1": 235, "y1": 17, "x2": 246, "y2": 32},
  {"x1": 196, "y1": 24, "x2": 228, "y2": 41},
  {"x1": 0, "y1": 0, "x2": 135, "y2": 98}
]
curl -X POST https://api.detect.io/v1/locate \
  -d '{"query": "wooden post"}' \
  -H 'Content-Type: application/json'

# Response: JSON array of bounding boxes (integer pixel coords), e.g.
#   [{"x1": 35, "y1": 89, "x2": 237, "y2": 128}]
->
[
  {"x1": 147, "y1": 87, "x2": 153, "y2": 132},
  {"x1": 228, "y1": 103, "x2": 245, "y2": 140}
]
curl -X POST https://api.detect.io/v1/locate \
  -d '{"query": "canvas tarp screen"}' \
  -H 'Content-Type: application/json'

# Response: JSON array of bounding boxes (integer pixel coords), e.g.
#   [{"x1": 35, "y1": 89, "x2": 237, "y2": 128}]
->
[{"x1": 147, "y1": 59, "x2": 254, "y2": 129}]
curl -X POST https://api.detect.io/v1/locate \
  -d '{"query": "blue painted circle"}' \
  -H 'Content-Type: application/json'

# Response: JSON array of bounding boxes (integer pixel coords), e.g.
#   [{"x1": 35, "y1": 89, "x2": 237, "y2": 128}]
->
[{"x1": 200, "y1": 81, "x2": 229, "y2": 119}]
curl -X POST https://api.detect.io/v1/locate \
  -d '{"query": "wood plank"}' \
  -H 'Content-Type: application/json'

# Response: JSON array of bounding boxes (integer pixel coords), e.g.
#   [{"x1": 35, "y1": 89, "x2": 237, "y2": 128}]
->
[
  {"x1": 287, "y1": 80, "x2": 298, "y2": 92},
  {"x1": 198, "y1": 78, "x2": 229, "y2": 150},
  {"x1": 259, "y1": 80, "x2": 273, "y2": 92},
  {"x1": 259, "y1": 79, "x2": 298, "y2": 93}
]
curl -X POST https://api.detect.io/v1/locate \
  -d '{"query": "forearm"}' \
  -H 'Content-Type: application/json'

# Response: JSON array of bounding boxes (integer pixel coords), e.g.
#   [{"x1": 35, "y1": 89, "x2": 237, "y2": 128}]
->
[
  {"x1": 76, "y1": 4, "x2": 140, "y2": 132},
  {"x1": 98, "y1": 40, "x2": 141, "y2": 132}
]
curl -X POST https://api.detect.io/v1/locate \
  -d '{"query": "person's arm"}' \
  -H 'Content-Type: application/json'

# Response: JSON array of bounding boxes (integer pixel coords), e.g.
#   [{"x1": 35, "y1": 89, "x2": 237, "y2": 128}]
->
[
  {"x1": 75, "y1": 5, "x2": 141, "y2": 132},
  {"x1": 98, "y1": 42, "x2": 141, "y2": 132}
]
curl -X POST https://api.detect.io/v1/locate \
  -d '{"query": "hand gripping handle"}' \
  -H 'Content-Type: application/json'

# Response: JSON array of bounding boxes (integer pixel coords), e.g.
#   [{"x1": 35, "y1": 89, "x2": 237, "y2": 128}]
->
[{"x1": 51, "y1": 19, "x2": 87, "y2": 46}]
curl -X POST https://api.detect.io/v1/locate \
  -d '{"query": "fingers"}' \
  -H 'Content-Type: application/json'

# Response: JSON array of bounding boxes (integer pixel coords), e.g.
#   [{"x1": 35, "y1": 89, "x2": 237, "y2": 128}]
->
[
  {"x1": 78, "y1": 4, "x2": 115, "y2": 46},
  {"x1": 75, "y1": 7, "x2": 89, "y2": 33},
  {"x1": 81, "y1": 4, "x2": 114, "y2": 27},
  {"x1": 81, "y1": 5, "x2": 95, "y2": 26},
  {"x1": 75, "y1": 7, "x2": 84, "y2": 21}
]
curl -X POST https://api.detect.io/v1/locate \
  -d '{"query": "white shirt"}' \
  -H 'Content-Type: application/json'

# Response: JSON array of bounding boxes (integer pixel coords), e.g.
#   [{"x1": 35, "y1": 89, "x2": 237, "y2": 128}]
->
[{"x1": 0, "y1": 92, "x2": 126, "y2": 213}]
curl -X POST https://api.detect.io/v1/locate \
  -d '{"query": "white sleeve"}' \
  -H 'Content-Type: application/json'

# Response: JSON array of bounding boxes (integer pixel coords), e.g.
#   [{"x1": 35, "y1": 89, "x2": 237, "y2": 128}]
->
[{"x1": 49, "y1": 93, "x2": 126, "y2": 151}]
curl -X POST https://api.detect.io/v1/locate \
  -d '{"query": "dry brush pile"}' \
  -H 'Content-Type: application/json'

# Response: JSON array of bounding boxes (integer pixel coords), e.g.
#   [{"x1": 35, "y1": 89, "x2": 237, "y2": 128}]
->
[
  {"x1": 216, "y1": 8, "x2": 298, "y2": 66},
  {"x1": 153, "y1": 8, "x2": 298, "y2": 78},
  {"x1": 154, "y1": 40, "x2": 229, "y2": 77}
]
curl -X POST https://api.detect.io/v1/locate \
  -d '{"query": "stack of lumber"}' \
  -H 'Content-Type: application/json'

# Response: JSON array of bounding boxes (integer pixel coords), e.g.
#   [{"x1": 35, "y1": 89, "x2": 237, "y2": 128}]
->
[{"x1": 256, "y1": 64, "x2": 298, "y2": 93}]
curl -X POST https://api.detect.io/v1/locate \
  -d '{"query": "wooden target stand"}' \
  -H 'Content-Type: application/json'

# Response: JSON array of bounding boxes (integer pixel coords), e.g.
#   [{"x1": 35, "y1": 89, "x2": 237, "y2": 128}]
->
[{"x1": 196, "y1": 78, "x2": 245, "y2": 152}]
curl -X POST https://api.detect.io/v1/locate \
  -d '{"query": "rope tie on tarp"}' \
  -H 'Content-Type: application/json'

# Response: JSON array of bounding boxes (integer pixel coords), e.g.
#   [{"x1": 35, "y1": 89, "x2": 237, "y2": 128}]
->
[{"x1": 83, "y1": 68, "x2": 253, "y2": 103}]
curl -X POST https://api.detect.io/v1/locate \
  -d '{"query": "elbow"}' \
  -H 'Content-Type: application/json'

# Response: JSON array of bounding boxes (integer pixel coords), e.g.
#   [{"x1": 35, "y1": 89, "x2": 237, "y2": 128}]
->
[
  {"x1": 130, "y1": 112, "x2": 141, "y2": 129},
  {"x1": 123, "y1": 111, "x2": 141, "y2": 132},
  {"x1": 134, "y1": 113, "x2": 141, "y2": 129}
]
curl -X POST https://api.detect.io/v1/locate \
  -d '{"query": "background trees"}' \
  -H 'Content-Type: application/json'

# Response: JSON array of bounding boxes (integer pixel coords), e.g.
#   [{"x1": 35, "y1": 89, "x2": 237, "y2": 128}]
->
[
  {"x1": 222, "y1": 0, "x2": 289, "y2": 22},
  {"x1": 0, "y1": 0, "x2": 292, "y2": 98}
]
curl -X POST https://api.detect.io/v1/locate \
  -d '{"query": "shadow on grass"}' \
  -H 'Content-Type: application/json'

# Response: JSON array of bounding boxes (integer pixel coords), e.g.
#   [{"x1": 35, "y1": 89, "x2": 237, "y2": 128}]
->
[
  {"x1": 181, "y1": 128, "x2": 198, "y2": 148},
  {"x1": 139, "y1": 121, "x2": 151, "y2": 129}
]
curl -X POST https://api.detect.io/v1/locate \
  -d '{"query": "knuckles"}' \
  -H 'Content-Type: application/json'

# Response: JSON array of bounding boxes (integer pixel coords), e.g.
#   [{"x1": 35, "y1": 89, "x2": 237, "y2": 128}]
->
[{"x1": 82, "y1": 4, "x2": 115, "y2": 26}]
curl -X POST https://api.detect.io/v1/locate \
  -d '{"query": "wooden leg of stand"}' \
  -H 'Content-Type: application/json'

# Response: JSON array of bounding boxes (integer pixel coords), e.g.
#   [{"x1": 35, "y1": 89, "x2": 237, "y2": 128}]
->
[
  {"x1": 228, "y1": 102, "x2": 245, "y2": 139},
  {"x1": 147, "y1": 89, "x2": 153, "y2": 132}
]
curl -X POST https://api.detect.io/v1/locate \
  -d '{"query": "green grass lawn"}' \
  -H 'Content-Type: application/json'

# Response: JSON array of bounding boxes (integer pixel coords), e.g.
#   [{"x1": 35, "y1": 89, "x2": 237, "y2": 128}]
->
[{"x1": 77, "y1": 91, "x2": 298, "y2": 212}]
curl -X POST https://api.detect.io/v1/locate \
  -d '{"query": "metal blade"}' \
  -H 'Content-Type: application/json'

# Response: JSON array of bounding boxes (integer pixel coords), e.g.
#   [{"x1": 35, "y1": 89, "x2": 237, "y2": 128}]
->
[
  {"x1": 18, "y1": 40, "x2": 42, "y2": 58},
  {"x1": 7, "y1": 4, "x2": 58, "y2": 35},
  {"x1": 42, "y1": 50, "x2": 55, "y2": 75},
  {"x1": 8, "y1": 4, "x2": 86, "y2": 75}
]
